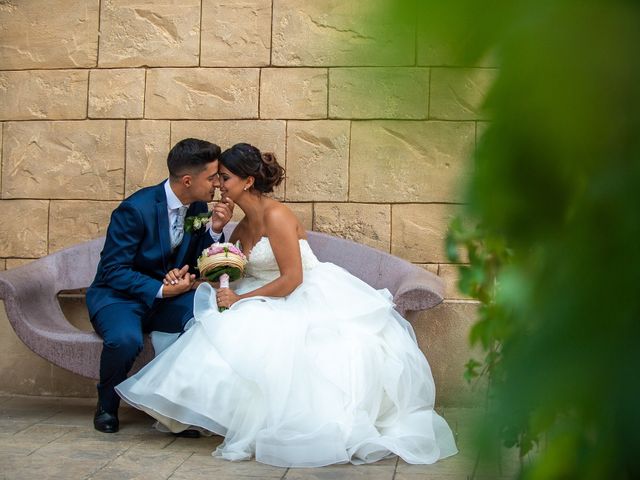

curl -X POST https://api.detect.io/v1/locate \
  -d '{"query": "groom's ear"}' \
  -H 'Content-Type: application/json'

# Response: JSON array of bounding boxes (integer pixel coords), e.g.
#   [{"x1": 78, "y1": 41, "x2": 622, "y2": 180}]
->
[{"x1": 182, "y1": 174, "x2": 193, "y2": 188}]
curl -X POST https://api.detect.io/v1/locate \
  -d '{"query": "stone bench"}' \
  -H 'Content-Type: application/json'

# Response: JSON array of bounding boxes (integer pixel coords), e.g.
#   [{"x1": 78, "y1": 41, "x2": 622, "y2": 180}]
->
[{"x1": 0, "y1": 225, "x2": 444, "y2": 380}]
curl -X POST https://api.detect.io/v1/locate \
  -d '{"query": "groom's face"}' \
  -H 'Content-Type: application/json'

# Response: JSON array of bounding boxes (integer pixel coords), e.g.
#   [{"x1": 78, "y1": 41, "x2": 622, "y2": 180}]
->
[{"x1": 187, "y1": 160, "x2": 220, "y2": 202}]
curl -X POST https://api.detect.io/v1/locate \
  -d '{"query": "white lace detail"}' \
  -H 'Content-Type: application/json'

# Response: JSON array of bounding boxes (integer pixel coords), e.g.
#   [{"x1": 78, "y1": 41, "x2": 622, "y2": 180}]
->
[{"x1": 245, "y1": 237, "x2": 319, "y2": 282}]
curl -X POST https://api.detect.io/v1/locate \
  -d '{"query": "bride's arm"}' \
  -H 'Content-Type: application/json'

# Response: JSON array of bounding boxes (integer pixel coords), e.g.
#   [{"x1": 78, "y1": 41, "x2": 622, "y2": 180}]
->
[{"x1": 220, "y1": 206, "x2": 303, "y2": 305}]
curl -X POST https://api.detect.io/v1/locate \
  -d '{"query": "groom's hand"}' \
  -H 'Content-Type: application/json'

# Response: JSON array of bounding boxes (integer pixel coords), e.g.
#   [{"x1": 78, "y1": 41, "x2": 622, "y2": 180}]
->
[
  {"x1": 162, "y1": 265, "x2": 195, "y2": 297},
  {"x1": 210, "y1": 196, "x2": 234, "y2": 234}
]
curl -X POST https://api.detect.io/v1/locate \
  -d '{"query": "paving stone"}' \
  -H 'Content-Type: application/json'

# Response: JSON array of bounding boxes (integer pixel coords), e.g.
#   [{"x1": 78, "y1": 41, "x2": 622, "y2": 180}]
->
[
  {"x1": 89, "y1": 446, "x2": 192, "y2": 480},
  {"x1": 284, "y1": 464, "x2": 395, "y2": 479},
  {"x1": 170, "y1": 450, "x2": 286, "y2": 478}
]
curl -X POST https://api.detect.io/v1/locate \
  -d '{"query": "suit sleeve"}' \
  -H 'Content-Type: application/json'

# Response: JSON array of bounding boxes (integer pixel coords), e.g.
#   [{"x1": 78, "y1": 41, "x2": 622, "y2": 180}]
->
[{"x1": 97, "y1": 202, "x2": 163, "y2": 308}]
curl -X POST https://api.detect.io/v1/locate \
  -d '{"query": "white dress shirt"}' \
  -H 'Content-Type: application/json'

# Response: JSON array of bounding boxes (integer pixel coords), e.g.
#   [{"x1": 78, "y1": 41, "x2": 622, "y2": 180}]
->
[{"x1": 157, "y1": 180, "x2": 222, "y2": 298}]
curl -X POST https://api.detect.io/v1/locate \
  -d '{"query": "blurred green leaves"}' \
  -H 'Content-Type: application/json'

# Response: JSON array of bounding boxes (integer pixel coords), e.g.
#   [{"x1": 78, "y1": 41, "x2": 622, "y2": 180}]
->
[{"x1": 379, "y1": 0, "x2": 640, "y2": 478}]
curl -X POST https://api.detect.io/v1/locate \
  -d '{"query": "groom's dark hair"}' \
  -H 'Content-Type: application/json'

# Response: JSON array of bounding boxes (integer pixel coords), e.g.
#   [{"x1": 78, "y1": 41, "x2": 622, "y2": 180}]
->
[{"x1": 168, "y1": 138, "x2": 221, "y2": 180}]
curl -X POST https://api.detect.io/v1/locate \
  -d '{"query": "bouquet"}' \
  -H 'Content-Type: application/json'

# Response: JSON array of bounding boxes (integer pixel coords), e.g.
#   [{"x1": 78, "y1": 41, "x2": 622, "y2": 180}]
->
[
  {"x1": 197, "y1": 242, "x2": 247, "y2": 283},
  {"x1": 198, "y1": 242, "x2": 247, "y2": 312}
]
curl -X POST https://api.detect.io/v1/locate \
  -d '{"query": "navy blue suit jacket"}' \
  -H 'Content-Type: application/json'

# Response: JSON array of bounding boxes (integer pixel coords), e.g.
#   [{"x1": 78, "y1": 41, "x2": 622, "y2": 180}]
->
[{"x1": 86, "y1": 181, "x2": 219, "y2": 319}]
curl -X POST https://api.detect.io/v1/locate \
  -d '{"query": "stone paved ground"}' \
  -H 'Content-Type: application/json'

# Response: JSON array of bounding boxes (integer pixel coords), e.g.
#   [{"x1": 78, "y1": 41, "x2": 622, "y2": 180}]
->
[{"x1": 0, "y1": 395, "x2": 518, "y2": 479}]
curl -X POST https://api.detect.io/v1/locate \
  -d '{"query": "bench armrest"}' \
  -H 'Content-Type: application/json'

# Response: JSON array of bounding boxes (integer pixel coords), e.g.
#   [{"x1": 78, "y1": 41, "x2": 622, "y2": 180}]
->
[
  {"x1": 0, "y1": 260, "x2": 75, "y2": 333},
  {"x1": 393, "y1": 268, "x2": 444, "y2": 317}
]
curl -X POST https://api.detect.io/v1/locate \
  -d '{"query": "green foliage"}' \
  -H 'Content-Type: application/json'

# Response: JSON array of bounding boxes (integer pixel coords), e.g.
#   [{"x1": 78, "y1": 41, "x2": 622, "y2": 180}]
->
[
  {"x1": 201, "y1": 265, "x2": 243, "y2": 283},
  {"x1": 381, "y1": 0, "x2": 640, "y2": 478}
]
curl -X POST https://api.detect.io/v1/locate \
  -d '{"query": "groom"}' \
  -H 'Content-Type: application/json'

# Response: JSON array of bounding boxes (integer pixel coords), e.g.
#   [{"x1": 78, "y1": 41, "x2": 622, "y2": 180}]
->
[{"x1": 86, "y1": 138, "x2": 233, "y2": 434}]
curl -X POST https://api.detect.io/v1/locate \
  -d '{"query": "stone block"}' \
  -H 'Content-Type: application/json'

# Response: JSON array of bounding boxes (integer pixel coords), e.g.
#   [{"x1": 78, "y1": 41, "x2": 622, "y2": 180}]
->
[
  {"x1": 439, "y1": 264, "x2": 473, "y2": 300},
  {"x1": 125, "y1": 120, "x2": 171, "y2": 196},
  {"x1": 430, "y1": 68, "x2": 496, "y2": 120},
  {"x1": 286, "y1": 203, "x2": 313, "y2": 230},
  {"x1": 49, "y1": 201, "x2": 119, "y2": 253},
  {"x1": 2, "y1": 121, "x2": 125, "y2": 200},
  {"x1": 89, "y1": 69, "x2": 145, "y2": 118},
  {"x1": 314, "y1": 203, "x2": 390, "y2": 252},
  {"x1": 272, "y1": 0, "x2": 414, "y2": 66},
  {"x1": 98, "y1": 0, "x2": 200, "y2": 67},
  {"x1": 285, "y1": 121, "x2": 350, "y2": 201},
  {"x1": 260, "y1": 68, "x2": 328, "y2": 119},
  {"x1": 0, "y1": 200, "x2": 48, "y2": 257},
  {"x1": 417, "y1": 26, "x2": 500, "y2": 68},
  {"x1": 0, "y1": 70, "x2": 88, "y2": 121},
  {"x1": 329, "y1": 68, "x2": 429, "y2": 119},
  {"x1": 145, "y1": 68, "x2": 259, "y2": 119},
  {"x1": 201, "y1": 0, "x2": 271, "y2": 67},
  {"x1": 392, "y1": 204, "x2": 463, "y2": 263},
  {"x1": 0, "y1": 304, "x2": 96, "y2": 396},
  {"x1": 0, "y1": 0, "x2": 99, "y2": 69},
  {"x1": 5, "y1": 258, "x2": 34, "y2": 269},
  {"x1": 171, "y1": 120, "x2": 286, "y2": 198},
  {"x1": 476, "y1": 121, "x2": 490, "y2": 145},
  {"x1": 410, "y1": 300, "x2": 481, "y2": 406},
  {"x1": 417, "y1": 263, "x2": 439, "y2": 275},
  {"x1": 350, "y1": 121, "x2": 475, "y2": 203}
]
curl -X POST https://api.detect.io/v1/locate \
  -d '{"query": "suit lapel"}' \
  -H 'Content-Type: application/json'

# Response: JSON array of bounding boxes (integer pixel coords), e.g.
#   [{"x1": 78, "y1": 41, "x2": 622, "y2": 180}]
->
[{"x1": 155, "y1": 184, "x2": 171, "y2": 272}]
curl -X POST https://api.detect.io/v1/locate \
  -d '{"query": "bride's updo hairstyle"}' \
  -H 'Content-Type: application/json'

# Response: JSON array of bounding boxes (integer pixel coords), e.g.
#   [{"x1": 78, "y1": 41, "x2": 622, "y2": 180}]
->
[{"x1": 219, "y1": 143, "x2": 284, "y2": 194}]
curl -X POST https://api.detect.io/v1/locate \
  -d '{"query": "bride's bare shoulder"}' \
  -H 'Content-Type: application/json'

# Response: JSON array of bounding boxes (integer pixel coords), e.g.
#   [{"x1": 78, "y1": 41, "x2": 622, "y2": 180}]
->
[
  {"x1": 264, "y1": 201, "x2": 296, "y2": 223},
  {"x1": 264, "y1": 201, "x2": 305, "y2": 238}
]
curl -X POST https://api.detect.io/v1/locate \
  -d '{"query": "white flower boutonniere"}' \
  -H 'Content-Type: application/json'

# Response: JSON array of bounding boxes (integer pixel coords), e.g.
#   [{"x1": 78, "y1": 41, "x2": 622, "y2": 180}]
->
[{"x1": 184, "y1": 212, "x2": 212, "y2": 233}]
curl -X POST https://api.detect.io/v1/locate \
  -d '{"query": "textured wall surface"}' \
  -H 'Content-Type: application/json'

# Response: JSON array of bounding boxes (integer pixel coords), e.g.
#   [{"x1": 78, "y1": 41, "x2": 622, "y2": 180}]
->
[{"x1": 0, "y1": 0, "x2": 492, "y2": 403}]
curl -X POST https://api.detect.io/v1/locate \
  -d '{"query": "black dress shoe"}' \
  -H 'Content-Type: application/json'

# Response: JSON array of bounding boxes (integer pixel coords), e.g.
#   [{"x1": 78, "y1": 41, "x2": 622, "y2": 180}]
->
[
  {"x1": 94, "y1": 404, "x2": 119, "y2": 433},
  {"x1": 172, "y1": 429, "x2": 201, "y2": 438}
]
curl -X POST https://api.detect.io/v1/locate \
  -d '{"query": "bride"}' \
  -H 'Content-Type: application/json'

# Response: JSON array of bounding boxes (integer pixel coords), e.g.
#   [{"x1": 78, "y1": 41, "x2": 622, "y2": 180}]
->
[{"x1": 116, "y1": 143, "x2": 458, "y2": 467}]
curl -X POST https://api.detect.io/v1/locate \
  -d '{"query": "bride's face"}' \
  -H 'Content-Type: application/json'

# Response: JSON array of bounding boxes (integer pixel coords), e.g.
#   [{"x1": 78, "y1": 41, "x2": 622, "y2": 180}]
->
[{"x1": 218, "y1": 164, "x2": 251, "y2": 201}]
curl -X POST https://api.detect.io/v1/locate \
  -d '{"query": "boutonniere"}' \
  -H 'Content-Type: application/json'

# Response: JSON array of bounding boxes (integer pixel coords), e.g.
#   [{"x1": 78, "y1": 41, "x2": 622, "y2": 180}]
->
[{"x1": 184, "y1": 212, "x2": 212, "y2": 233}]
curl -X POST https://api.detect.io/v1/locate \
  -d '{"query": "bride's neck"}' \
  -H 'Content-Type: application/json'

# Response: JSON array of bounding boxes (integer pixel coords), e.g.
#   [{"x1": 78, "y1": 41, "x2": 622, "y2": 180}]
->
[{"x1": 236, "y1": 193, "x2": 267, "y2": 224}]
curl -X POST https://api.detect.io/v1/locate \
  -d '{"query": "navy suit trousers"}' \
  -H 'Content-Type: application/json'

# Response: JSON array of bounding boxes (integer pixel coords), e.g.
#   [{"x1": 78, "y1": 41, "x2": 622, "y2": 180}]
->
[{"x1": 91, "y1": 290, "x2": 196, "y2": 413}]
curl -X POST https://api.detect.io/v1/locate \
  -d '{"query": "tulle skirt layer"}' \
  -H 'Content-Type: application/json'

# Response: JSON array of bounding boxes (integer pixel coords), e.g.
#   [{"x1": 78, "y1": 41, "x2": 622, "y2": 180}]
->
[{"x1": 116, "y1": 262, "x2": 457, "y2": 467}]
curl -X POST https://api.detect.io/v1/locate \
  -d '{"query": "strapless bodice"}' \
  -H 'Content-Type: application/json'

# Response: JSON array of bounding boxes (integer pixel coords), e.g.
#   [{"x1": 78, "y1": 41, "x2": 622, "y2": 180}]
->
[{"x1": 245, "y1": 237, "x2": 319, "y2": 282}]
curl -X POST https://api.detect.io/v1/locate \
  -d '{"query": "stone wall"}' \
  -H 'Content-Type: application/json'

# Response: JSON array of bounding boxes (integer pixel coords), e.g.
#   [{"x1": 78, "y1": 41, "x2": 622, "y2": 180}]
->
[{"x1": 0, "y1": 0, "x2": 491, "y2": 404}]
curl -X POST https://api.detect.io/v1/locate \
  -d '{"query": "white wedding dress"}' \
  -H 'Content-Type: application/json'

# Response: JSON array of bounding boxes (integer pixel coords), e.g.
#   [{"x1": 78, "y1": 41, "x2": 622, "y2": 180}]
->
[{"x1": 116, "y1": 237, "x2": 457, "y2": 467}]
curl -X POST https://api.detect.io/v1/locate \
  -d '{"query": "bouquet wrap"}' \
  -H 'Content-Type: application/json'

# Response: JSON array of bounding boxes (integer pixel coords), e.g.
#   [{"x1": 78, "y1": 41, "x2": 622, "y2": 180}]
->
[{"x1": 197, "y1": 242, "x2": 247, "y2": 282}]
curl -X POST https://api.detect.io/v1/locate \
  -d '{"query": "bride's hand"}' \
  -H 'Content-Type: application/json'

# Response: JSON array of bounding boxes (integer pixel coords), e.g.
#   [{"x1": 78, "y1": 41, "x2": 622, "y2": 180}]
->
[
  {"x1": 216, "y1": 287, "x2": 240, "y2": 309},
  {"x1": 210, "y1": 196, "x2": 235, "y2": 234}
]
